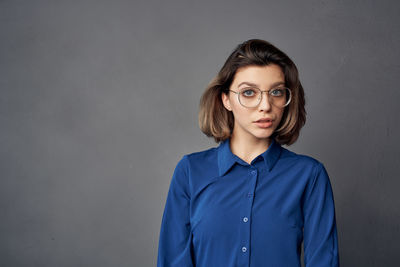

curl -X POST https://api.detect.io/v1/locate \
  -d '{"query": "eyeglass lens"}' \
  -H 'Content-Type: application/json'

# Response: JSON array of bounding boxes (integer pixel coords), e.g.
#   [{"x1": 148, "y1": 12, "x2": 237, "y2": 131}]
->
[{"x1": 238, "y1": 87, "x2": 291, "y2": 108}]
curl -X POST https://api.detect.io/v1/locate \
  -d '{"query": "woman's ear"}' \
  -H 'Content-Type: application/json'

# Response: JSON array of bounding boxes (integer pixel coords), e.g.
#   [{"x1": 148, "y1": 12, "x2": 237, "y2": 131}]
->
[{"x1": 221, "y1": 92, "x2": 232, "y2": 111}]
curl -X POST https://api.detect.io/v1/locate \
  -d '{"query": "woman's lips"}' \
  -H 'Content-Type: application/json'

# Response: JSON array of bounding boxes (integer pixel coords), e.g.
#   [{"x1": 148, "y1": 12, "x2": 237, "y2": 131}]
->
[{"x1": 254, "y1": 119, "x2": 273, "y2": 128}]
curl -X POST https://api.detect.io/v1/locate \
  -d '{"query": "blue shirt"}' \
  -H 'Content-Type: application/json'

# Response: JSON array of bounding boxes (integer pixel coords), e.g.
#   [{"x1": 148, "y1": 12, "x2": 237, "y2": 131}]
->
[{"x1": 157, "y1": 137, "x2": 339, "y2": 267}]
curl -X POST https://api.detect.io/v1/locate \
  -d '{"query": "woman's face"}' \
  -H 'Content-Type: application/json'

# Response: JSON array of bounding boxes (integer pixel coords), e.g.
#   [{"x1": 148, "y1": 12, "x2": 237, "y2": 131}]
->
[{"x1": 221, "y1": 64, "x2": 286, "y2": 142}]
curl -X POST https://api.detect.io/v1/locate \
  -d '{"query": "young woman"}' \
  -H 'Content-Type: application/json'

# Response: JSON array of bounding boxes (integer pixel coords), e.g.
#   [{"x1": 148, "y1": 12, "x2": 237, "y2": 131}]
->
[{"x1": 157, "y1": 39, "x2": 340, "y2": 267}]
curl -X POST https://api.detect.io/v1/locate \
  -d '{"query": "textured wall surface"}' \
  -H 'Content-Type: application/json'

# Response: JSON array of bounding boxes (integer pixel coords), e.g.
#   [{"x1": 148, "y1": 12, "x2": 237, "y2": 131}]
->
[{"x1": 1, "y1": 0, "x2": 399, "y2": 266}]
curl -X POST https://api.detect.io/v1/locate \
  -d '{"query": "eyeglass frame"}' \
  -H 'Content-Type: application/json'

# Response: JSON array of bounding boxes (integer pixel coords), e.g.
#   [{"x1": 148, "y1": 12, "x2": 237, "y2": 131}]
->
[{"x1": 227, "y1": 86, "x2": 292, "y2": 108}]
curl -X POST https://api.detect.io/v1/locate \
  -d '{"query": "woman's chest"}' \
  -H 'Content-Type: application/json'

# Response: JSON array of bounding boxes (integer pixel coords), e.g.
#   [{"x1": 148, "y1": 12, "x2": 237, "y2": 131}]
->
[{"x1": 190, "y1": 169, "x2": 306, "y2": 240}]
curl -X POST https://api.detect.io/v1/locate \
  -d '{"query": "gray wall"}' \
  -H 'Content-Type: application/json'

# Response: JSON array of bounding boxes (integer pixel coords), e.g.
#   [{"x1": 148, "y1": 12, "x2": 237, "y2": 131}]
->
[{"x1": 1, "y1": 0, "x2": 399, "y2": 266}]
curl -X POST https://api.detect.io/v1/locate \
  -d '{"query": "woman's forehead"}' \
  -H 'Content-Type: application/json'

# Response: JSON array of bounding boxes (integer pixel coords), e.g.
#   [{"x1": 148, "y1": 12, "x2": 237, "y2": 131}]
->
[{"x1": 232, "y1": 65, "x2": 285, "y2": 87}]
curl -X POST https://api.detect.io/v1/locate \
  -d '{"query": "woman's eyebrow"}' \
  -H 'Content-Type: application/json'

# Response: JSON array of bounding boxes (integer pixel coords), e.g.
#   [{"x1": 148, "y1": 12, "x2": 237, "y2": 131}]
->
[
  {"x1": 238, "y1": 82, "x2": 259, "y2": 87},
  {"x1": 237, "y1": 81, "x2": 285, "y2": 88}
]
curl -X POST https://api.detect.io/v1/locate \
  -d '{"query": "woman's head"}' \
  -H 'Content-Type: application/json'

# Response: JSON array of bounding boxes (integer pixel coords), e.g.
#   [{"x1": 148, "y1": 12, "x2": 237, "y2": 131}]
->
[{"x1": 198, "y1": 39, "x2": 306, "y2": 145}]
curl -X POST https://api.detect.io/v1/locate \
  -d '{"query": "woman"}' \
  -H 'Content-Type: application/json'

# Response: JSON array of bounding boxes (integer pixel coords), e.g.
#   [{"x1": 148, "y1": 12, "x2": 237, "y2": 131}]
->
[{"x1": 157, "y1": 39, "x2": 339, "y2": 267}]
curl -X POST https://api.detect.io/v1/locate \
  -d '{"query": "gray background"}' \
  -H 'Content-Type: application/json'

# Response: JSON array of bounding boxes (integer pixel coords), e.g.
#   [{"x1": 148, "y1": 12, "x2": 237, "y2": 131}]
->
[{"x1": 1, "y1": 0, "x2": 399, "y2": 266}]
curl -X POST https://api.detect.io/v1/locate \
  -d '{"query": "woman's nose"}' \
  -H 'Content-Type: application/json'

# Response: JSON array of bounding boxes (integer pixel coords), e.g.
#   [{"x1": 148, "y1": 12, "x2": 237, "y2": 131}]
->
[{"x1": 258, "y1": 92, "x2": 272, "y2": 111}]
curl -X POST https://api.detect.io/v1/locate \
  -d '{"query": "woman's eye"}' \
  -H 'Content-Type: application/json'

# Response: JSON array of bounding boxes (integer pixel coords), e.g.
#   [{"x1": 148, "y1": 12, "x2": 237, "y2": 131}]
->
[
  {"x1": 242, "y1": 89, "x2": 256, "y2": 97},
  {"x1": 271, "y1": 88, "x2": 284, "y2": 96}
]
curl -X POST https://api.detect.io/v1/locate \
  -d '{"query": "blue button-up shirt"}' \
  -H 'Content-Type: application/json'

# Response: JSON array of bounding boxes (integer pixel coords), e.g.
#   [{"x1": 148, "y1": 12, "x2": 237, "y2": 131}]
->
[{"x1": 157, "y1": 138, "x2": 339, "y2": 266}]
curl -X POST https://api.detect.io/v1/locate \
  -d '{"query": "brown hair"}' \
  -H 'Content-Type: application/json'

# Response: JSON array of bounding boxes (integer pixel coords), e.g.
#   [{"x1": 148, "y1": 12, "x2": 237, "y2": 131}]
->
[{"x1": 198, "y1": 39, "x2": 306, "y2": 145}]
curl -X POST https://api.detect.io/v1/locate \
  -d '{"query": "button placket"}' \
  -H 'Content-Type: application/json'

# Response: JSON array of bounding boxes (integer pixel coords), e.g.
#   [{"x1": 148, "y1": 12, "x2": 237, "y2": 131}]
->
[{"x1": 238, "y1": 167, "x2": 258, "y2": 265}]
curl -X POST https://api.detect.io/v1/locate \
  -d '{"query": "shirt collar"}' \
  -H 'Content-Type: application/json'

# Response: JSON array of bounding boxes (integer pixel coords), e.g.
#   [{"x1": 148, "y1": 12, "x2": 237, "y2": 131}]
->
[{"x1": 217, "y1": 137, "x2": 282, "y2": 176}]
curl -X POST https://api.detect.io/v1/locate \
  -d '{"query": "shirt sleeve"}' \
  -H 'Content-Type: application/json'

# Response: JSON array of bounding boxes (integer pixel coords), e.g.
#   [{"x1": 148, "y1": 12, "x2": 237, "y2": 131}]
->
[
  {"x1": 303, "y1": 162, "x2": 340, "y2": 267},
  {"x1": 157, "y1": 155, "x2": 195, "y2": 267}
]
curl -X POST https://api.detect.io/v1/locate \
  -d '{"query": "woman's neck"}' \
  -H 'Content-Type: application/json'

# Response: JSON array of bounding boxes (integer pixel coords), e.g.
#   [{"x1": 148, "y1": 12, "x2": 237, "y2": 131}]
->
[{"x1": 229, "y1": 133, "x2": 271, "y2": 165}]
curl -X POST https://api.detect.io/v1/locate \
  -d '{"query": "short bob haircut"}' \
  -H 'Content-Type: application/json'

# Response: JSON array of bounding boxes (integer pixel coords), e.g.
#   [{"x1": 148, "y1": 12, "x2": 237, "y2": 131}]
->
[{"x1": 198, "y1": 39, "x2": 306, "y2": 146}]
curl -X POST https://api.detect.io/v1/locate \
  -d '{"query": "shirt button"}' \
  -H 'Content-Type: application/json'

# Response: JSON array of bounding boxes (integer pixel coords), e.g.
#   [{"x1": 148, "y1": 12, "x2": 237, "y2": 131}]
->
[
  {"x1": 243, "y1": 217, "x2": 248, "y2": 222},
  {"x1": 251, "y1": 170, "x2": 257, "y2": 175},
  {"x1": 247, "y1": 193, "x2": 253, "y2": 198},
  {"x1": 242, "y1": 246, "x2": 247, "y2": 253}
]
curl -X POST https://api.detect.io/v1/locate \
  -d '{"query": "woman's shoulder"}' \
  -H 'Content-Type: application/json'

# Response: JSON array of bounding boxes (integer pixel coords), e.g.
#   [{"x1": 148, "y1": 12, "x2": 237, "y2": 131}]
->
[
  {"x1": 182, "y1": 145, "x2": 219, "y2": 167},
  {"x1": 280, "y1": 146, "x2": 325, "y2": 169},
  {"x1": 173, "y1": 145, "x2": 219, "y2": 168},
  {"x1": 173, "y1": 146, "x2": 220, "y2": 184},
  {"x1": 279, "y1": 147, "x2": 330, "y2": 184}
]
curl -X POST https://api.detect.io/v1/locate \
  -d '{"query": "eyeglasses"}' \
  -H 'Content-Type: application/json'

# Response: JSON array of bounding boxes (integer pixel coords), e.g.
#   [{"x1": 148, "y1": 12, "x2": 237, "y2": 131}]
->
[{"x1": 229, "y1": 87, "x2": 292, "y2": 108}]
